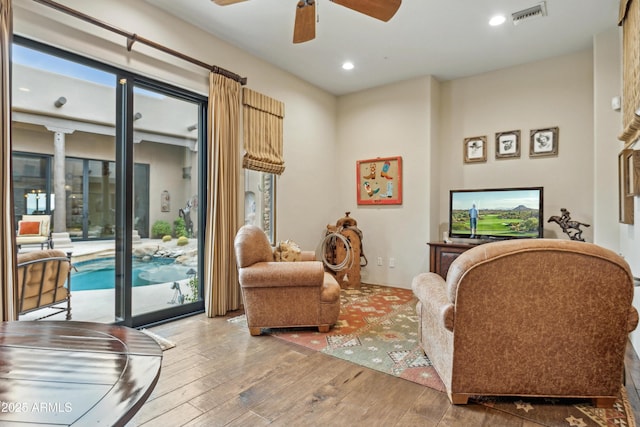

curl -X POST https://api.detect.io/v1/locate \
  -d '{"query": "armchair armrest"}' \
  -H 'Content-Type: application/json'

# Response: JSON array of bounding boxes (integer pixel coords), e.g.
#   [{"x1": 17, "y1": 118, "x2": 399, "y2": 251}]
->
[
  {"x1": 239, "y1": 261, "x2": 325, "y2": 288},
  {"x1": 301, "y1": 251, "x2": 316, "y2": 261},
  {"x1": 412, "y1": 272, "x2": 455, "y2": 332},
  {"x1": 629, "y1": 306, "x2": 639, "y2": 333}
]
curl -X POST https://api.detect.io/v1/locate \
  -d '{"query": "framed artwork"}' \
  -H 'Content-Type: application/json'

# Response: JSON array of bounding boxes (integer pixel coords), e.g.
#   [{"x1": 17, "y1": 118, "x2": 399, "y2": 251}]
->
[
  {"x1": 463, "y1": 136, "x2": 487, "y2": 163},
  {"x1": 530, "y1": 127, "x2": 559, "y2": 157},
  {"x1": 356, "y1": 156, "x2": 402, "y2": 205},
  {"x1": 495, "y1": 130, "x2": 520, "y2": 159}
]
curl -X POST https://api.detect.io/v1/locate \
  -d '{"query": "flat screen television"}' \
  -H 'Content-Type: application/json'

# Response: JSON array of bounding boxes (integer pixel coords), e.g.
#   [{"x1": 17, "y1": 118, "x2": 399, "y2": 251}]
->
[{"x1": 448, "y1": 187, "x2": 544, "y2": 241}]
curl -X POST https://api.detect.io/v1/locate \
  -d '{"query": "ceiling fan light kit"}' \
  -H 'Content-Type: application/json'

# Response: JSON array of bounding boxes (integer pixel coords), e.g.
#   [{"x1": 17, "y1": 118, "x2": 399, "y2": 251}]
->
[{"x1": 212, "y1": 0, "x2": 401, "y2": 43}]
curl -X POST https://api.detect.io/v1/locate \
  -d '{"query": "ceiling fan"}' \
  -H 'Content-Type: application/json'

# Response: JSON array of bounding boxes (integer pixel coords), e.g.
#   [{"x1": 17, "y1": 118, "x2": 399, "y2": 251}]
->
[{"x1": 211, "y1": 0, "x2": 402, "y2": 44}]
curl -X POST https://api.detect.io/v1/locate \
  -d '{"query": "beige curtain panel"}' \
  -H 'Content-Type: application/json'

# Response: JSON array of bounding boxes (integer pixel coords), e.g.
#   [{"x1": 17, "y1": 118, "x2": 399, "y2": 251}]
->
[
  {"x1": 0, "y1": 0, "x2": 16, "y2": 321},
  {"x1": 204, "y1": 72, "x2": 242, "y2": 317},
  {"x1": 242, "y1": 87, "x2": 285, "y2": 175},
  {"x1": 620, "y1": 0, "x2": 633, "y2": 24}
]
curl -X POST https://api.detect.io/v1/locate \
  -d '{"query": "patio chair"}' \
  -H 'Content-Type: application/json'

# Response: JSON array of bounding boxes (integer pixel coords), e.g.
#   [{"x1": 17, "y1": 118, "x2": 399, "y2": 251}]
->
[
  {"x1": 17, "y1": 249, "x2": 72, "y2": 320},
  {"x1": 16, "y1": 214, "x2": 53, "y2": 250}
]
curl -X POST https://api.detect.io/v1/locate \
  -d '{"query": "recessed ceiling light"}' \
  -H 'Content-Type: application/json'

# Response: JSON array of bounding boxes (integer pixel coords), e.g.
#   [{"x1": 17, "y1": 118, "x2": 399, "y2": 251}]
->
[
  {"x1": 342, "y1": 61, "x2": 354, "y2": 70},
  {"x1": 18, "y1": 87, "x2": 30, "y2": 92},
  {"x1": 489, "y1": 15, "x2": 506, "y2": 26}
]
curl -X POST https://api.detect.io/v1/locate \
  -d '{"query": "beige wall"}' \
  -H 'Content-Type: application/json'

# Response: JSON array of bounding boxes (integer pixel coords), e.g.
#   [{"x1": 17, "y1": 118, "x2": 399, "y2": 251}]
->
[
  {"x1": 336, "y1": 76, "x2": 435, "y2": 287},
  {"x1": 594, "y1": 27, "x2": 624, "y2": 253},
  {"x1": 438, "y1": 50, "x2": 595, "y2": 243}
]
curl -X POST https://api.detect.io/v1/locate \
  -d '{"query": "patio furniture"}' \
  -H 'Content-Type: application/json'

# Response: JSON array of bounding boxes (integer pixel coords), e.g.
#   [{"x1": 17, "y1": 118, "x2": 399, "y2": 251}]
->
[
  {"x1": 234, "y1": 224, "x2": 341, "y2": 336},
  {"x1": 17, "y1": 249, "x2": 72, "y2": 320},
  {"x1": 412, "y1": 238, "x2": 638, "y2": 408},
  {"x1": 16, "y1": 214, "x2": 53, "y2": 250}
]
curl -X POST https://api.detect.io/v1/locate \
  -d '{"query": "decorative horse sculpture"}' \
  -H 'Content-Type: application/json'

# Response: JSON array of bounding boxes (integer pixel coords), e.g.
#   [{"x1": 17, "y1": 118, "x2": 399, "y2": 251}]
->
[{"x1": 547, "y1": 208, "x2": 590, "y2": 242}]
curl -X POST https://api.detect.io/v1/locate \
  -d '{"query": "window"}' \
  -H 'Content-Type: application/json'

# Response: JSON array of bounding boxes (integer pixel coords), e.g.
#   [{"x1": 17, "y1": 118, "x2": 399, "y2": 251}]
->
[{"x1": 244, "y1": 169, "x2": 276, "y2": 244}]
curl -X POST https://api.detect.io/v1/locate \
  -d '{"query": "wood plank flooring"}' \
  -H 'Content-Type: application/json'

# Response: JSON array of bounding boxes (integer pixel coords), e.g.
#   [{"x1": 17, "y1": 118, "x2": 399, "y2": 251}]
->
[{"x1": 127, "y1": 312, "x2": 640, "y2": 426}]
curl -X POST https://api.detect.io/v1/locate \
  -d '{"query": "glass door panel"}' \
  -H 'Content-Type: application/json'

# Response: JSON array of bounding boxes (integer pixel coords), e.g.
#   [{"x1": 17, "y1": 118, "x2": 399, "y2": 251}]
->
[
  {"x1": 131, "y1": 83, "x2": 202, "y2": 319},
  {"x1": 12, "y1": 38, "x2": 205, "y2": 326},
  {"x1": 87, "y1": 160, "x2": 116, "y2": 239}
]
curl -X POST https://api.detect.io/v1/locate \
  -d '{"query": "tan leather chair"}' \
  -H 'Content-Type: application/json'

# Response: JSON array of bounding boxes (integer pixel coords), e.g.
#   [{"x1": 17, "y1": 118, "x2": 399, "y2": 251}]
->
[
  {"x1": 234, "y1": 225, "x2": 340, "y2": 336},
  {"x1": 412, "y1": 239, "x2": 638, "y2": 408},
  {"x1": 17, "y1": 249, "x2": 72, "y2": 320}
]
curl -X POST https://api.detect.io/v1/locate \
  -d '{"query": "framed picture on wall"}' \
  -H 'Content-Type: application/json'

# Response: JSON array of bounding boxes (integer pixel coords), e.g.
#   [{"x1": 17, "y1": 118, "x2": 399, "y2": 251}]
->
[
  {"x1": 530, "y1": 127, "x2": 559, "y2": 157},
  {"x1": 495, "y1": 130, "x2": 520, "y2": 159},
  {"x1": 463, "y1": 136, "x2": 487, "y2": 163},
  {"x1": 356, "y1": 156, "x2": 402, "y2": 205}
]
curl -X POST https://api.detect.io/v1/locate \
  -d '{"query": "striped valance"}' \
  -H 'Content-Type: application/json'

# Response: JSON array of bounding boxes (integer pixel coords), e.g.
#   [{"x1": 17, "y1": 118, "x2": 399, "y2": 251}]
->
[
  {"x1": 619, "y1": 0, "x2": 640, "y2": 145},
  {"x1": 242, "y1": 88, "x2": 285, "y2": 175}
]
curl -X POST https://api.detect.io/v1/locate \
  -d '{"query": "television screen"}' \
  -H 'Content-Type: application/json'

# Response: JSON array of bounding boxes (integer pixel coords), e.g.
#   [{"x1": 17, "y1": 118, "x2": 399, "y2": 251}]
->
[{"x1": 448, "y1": 187, "x2": 543, "y2": 240}]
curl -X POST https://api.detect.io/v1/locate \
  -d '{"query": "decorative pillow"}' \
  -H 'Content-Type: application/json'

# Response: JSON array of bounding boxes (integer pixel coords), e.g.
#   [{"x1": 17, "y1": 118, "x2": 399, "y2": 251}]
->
[
  {"x1": 273, "y1": 240, "x2": 302, "y2": 262},
  {"x1": 18, "y1": 221, "x2": 41, "y2": 236}
]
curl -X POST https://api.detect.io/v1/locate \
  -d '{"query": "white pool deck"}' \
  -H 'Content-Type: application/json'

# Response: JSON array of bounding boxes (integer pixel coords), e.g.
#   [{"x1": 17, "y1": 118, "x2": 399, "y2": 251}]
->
[{"x1": 18, "y1": 238, "x2": 199, "y2": 323}]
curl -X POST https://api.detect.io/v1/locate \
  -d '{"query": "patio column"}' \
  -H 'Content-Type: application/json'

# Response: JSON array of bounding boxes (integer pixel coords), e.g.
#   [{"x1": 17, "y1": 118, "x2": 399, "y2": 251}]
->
[{"x1": 46, "y1": 126, "x2": 74, "y2": 233}]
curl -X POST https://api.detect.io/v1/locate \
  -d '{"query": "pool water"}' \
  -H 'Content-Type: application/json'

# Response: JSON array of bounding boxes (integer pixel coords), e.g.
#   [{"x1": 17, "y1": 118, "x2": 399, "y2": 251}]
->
[{"x1": 71, "y1": 257, "x2": 192, "y2": 291}]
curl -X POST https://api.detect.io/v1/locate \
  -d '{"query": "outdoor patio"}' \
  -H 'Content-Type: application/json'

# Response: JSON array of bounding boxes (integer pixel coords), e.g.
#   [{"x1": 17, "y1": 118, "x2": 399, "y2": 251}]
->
[{"x1": 17, "y1": 238, "x2": 199, "y2": 323}]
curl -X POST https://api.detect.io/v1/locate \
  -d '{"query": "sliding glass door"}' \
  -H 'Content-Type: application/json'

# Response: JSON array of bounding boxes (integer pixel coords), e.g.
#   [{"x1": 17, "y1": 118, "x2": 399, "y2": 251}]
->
[
  {"x1": 128, "y1": 81, "x2": 203, "y2": 320},
  {"x1": 12, "y1": 37, "x2": 206, "y2": 327}
]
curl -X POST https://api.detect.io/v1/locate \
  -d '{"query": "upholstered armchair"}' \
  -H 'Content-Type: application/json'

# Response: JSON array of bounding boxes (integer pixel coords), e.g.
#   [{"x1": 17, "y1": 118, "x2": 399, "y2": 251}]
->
[
  {"x1": 412, "y1": 239, "x2": 638, "y2": 408},
  {"x1": 234, "y1": 225, "x2": 341, "y2": 336},
  {"x1": 17, "y1": 249, "x2": 72, "y2": 320}
]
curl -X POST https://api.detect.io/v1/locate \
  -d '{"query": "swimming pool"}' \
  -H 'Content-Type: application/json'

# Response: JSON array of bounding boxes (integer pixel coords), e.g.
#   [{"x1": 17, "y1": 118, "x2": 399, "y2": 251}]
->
[{"x1": 72, "y1": 257, "x2": 192, "y2": 291}]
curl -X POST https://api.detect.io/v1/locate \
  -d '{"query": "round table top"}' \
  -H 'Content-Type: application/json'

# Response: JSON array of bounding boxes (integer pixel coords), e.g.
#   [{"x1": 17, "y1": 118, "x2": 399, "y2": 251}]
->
[{"x1": 0, "y1": 320, "x2": 163, "y2": 426}]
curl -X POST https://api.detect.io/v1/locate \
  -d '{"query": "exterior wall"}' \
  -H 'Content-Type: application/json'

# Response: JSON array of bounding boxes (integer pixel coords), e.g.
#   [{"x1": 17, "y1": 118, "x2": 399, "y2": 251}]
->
[{"x1": 12, "y1": 126, "x2": 190, "y2": 236}]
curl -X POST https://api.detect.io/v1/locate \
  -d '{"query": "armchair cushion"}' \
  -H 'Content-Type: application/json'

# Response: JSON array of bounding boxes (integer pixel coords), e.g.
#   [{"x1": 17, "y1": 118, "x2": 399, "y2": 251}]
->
[
  {"x1": 234, "y1": 225, "x2": 275, "y2": 267},
  {"x1": 17, "y1": 249, "x2": 71, "y2": 320},
  {"x1": 18, "y1": 221, "x2": 41, "y2": 236},
  {"x1": 238, "y1": 261, "x2": 325, "y2": 288}
]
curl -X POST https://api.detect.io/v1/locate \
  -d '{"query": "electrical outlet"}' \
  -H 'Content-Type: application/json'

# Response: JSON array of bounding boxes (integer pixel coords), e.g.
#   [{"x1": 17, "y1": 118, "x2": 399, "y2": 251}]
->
[
  {"x1": 377, "y1": 257, "x2": 383, "y2": 266},
  {"x1": 389, "y1": 257, "x2": 395, "y2": 268}
]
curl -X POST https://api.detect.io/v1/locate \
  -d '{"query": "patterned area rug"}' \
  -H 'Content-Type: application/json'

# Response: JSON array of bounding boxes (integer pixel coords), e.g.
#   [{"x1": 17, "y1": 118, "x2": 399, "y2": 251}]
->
[{"x1": 229, "y1": 284, "x2": 636, "y2": 427}]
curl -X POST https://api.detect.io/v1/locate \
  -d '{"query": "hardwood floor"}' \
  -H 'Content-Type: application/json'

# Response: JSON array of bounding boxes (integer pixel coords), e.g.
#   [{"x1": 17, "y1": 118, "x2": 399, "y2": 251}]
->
[{"x1": 128, "y1": 312, "x2": 640, "y2": 426}]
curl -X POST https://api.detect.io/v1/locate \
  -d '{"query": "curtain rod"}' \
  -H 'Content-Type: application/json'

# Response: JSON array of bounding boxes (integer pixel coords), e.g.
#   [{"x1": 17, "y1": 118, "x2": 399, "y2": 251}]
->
[{"x1": 31, "y1": 0, "x2": 248, "y2": 85}]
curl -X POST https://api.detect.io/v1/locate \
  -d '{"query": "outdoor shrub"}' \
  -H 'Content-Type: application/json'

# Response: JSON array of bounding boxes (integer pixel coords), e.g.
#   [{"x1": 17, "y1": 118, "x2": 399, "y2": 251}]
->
[
  {"x1": 177, "y1": 236, "x2": 189, "y2": 246},
  {"x1": 185, "y1": 276, "x2": 198, "y2": 303},
  {"x1": 174, "y1": 217, "x2": 188, "y2": 238},
  {"x1": 162, "y1": 235, "x2": 172, "y2": 242},
  {"x1": 152, "y1": 220, "x2": 172, "y2": 238}
]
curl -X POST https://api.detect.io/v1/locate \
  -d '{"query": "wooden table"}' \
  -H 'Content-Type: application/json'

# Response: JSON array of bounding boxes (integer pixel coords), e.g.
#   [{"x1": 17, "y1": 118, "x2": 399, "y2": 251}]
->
[
  {"x1": 0, "y1": 321, "x2": 162, "y2": 426},
  {"x1": 428, "y1": 241, "x2": 477, "y2": 278}
]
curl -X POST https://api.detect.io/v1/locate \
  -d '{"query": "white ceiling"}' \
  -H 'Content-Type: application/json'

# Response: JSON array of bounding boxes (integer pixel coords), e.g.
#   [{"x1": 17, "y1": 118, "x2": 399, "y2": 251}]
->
[{"x1": 145, "y1": 0, "x2": 620, "y2": 96}]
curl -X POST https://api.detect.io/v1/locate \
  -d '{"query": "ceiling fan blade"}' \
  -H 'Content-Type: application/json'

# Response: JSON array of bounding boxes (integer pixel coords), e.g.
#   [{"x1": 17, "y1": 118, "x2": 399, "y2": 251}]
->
[
  {"x1": 212, "y1": 0, "x2": 248, "y2": 5},
  {"x1": 330, "y1": 0, "x2": 401, "y2": 22},
  {"x1": 293, "y1": 1, "x2": 316, "y2": 44}
]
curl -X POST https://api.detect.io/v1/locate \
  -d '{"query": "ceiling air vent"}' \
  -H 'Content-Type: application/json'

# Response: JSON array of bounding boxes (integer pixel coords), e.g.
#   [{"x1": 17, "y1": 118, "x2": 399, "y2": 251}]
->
[{"x1": 512, "y1": 1, "x2": 547, "y2": 25}]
